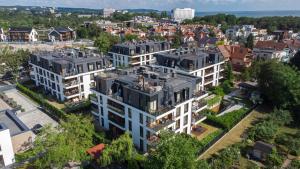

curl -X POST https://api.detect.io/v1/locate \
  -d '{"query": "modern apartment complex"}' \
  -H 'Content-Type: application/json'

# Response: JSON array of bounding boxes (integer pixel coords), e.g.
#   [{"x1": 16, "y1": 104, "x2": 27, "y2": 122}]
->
[
  {"x1": 171, "y1": 8, "x2": 195, "y2": 23},
  {"x1": 29, "y1": 49, "x2": 113, "y2": 102},
  {"x1": 100, "y1": 8, "x2": 116, "y2": 18},
  {"x1": 154, "y1": 47, "x2": 225, "y2": 90},
  {"x1": 91, "y1": 65, "x2": 208, "y2": 152},
  {"x1": 108, "y1": 41, "x2": 173, "y2": 67}
]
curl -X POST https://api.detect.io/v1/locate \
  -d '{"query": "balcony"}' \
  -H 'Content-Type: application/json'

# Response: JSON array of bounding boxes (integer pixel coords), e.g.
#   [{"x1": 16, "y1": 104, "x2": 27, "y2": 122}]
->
[
  {"x1": 192, "y1": 100, "x2": 207, "y2": 113},
  {"x1": 64, "y1": 88, "x2": 79, "y2": 98},
  {"x1": 205, "y1": 68, "x2": 214, "y2": 75},
  {"x1": 148, "y1": 106, "x2": 174, "y2": 117},
  {"x1": 192, "y1": 113, "x2": 207, "y2": 125},
  {"x1": 64, "y1": 80, "x2": 78, "y2": 88},
  {"x1": 193, "y1": 91, "x2": 208, "y2": 100},
  {"x1": 147, "y1": 135, "x2": 160, "y2": 147},
  {"x1": 91, "y1": 106, "x2": 99, "y2": 115},
  {"x1": 147, "y1": 116, "x2": 175, "y2": 132},
  {"x1": 89, "y1": 94, "x2": 98, "y2": 103}
]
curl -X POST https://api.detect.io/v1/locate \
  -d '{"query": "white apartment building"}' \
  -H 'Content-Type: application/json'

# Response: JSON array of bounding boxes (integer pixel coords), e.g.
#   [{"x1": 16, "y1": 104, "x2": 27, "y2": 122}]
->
[
  {"x1": 171, "y1": 8, "x2": 195, "y2": 23},
  {"x1": 108, "y1": 41, "x2": 174, "y2": 67},
  {"x1": 154, "y1": 47, "x2": 225, "y2": 90},
  {"x1": 91, "y1": 65, "x2": 208, "y2": 152},
  {"x1": 101, "y1": 8, "x2": 116, "y2": 18},
  {"x1": 29, "y1": 49, "x2": 113, "y2": 103},
  {"x1": 0, "y1": 125, "x2": 14, "y2": 167}
]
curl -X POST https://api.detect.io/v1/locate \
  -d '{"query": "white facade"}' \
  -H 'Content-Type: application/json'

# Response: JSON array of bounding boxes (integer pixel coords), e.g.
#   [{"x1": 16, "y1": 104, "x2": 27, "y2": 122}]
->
[
  {"x1": 253, "y1": 48, "x2": 290, "y2": 62},
  {"x1": 0, "y1": 128, "x2": 15, "y2": 167},
  {"x1": 29, "y1": 29, "x2": 38, "y2": 42},
  {"x1": 101, "y1": 8, "x2": 116, "y2": 18},
  {"x1": 172, "y1": 8, "x2": 195, "y2": 23},
  {"x1": 109, "y1": 49, "x2": 174, "y2": 68},
  {"x1": 91, "y1": 89, "x2": 207, "y2": 152},
  {"x1": 29, "y1": 64, "x2": 112, "y2": 102},
  {"x1": 154, "y1": 62, "x2": 225, "y2": 91}
]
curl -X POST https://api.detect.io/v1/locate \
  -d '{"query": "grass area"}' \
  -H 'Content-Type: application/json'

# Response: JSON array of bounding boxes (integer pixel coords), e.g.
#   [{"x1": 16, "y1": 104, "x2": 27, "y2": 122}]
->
[
  {"x1": 192, "y1": 123, "x2": 221, "y2": 141},
  {"x1": 47, "y1": 100, "x2": 65, "y2": 110},
  {"x1": 200, "y1": 107, "x2": 268, "y2": 159}
]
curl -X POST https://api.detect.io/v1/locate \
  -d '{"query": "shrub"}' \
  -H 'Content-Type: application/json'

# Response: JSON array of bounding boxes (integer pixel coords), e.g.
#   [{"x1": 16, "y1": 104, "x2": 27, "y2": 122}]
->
[
  {"x1": 207, "y1": 96, "x2": 222, "y2": 107},
  {"x1": 247, "y1": 120, "x2": 278, "y2": 141},
  {"x1": 207, "y1": 108, "x2": 248, "y2": 130}
]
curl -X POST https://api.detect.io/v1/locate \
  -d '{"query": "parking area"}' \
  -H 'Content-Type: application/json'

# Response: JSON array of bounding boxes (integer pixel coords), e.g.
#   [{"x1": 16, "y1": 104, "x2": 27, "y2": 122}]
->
[{"x1": 3, "y1": 88, "x2": 58, "y2": 129}]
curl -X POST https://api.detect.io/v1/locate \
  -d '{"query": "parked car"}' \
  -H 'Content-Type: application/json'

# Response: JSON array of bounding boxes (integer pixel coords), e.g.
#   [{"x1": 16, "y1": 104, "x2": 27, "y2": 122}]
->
[{"x1": 32, "y1": 124, "x2": 43, "y2": 134}]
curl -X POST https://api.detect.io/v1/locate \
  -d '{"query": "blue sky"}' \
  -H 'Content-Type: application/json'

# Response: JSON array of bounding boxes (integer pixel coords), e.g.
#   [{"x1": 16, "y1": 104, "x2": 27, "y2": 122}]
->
[{"x1": 0, "y1": 0, "x2": 300, "y2": 12}]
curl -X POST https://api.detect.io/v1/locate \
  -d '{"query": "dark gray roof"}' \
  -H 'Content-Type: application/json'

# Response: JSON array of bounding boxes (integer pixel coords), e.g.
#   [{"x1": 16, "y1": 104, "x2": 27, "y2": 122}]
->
[
  {"x1": 54, "y1": 27, "x2": 72, "y2": 33},
  {"x1": 0, "y1": 110, "x2": 29, "y2": 136},
  {"x1": 9, "y1": 27, "x2": 33, "y2": 33},
  {"x1": 253, "y1": 141, "x2": 274, "y2": 153}
]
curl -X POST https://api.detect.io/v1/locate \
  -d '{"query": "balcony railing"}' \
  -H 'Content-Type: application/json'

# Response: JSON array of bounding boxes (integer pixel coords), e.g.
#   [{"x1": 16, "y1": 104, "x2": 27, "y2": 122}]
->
[
  {"x1": 64, "y1": 80, "x2": 78, "y2": 87},
  {"x1": 64, "y1": 89, "x2": 79, "y2": 96},
  {"x1": 90, "y1": 95, "x2": 98, "y2": 103},
  {"x1": 108, "y1": 104, "x2": 125, "y2": 115},
  {"x1": 192, "y1": 113, "x2": 206, "y2": 125},
  {"x1": 147, "y1": 118, "x2": 175, "y2": 132},
  {"x1": 192, "y1": 100, "x2": 207, "y2": 112}
]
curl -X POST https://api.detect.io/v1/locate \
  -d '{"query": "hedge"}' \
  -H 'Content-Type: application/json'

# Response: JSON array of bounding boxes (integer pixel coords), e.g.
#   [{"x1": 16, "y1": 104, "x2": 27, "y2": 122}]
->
[
  {"x1": 16, "y1": 83, "x2": 66, "y2": 121},
  {"x1": 63, "y1": 100, "x2": 91, "y2": 113},
  {"x1": 206, "y1": 108, "x2": 248, "y2": 130},
  {"x1": 207, "y1": 95, "x2": 222, "y2": 107}
]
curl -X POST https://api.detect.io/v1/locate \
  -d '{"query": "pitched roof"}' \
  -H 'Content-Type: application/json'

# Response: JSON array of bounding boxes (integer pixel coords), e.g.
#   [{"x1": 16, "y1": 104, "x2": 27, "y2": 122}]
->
[
  {"x1": 54, "y1": 27, "x2": 72, "y2": 33},
  {"x1": 231, "y1": 46, "x2": 252, "y2": 60},
  {"x1": 218, "y1": 45, "x2": 231, "y2": 59},
  {"x1": 255, "y1": 40, "x2": 287, "y2": 50},
  {"x1": 86, "y1": 144, "x2": 105, "y2": 159}
]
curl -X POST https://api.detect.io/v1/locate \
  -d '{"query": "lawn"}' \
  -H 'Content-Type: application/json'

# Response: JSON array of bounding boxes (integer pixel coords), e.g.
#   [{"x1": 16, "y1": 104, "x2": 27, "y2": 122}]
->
[{"x1": 200, "y1": 106, "x2": 268, "y2": 159}]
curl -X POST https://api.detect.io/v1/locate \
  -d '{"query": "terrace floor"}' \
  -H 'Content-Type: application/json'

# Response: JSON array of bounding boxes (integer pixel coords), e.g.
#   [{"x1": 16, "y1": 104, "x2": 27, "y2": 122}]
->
[
  {"x1": 192, "y1": 123, "x2": 220, "y2": 141},
  {"x1": 200, "y1": 106, "x2": 269, "y2": 159}
]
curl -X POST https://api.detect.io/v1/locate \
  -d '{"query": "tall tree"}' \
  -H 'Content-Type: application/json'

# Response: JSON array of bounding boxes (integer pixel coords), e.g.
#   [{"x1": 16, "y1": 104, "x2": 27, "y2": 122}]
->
[
  {"x1": 18, "y1": 114, "x2": 104, "y2": 169},
  {"x1": 245, "y1": 33, "x2": 254, "y2": 49},
  {"x1": 0, "y1": 47, "x2": 30, "y2": 81},
  {"x1": 145, "y1": 132, "x2": 199, "y2": 169},
  {"x1": 94, "y1": 32, "x2": 119, "y2": 53}
]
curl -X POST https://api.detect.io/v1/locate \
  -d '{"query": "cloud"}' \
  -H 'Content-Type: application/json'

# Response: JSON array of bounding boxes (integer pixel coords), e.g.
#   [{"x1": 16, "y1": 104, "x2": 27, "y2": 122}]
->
[{"x1": 0, "y1": 0, "x2": 299, "y2": 11}]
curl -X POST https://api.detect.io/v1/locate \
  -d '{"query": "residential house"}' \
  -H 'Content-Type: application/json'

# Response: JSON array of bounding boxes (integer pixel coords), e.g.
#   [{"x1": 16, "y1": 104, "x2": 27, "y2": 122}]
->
[
  {"x1": 218, "y1": 45, "x2": 252, "y2": 71},
  {"x1": 91, "y1": 65, "x2": 207, "y2": 152},
  {"x1": 253, "y1": 40, "x2": 289, "y2": 61},
  {"x1": 8, "y1": 27, "x2": 38, "y2": 42},
  {"x1": 109, "y1": 41, "x2": 173, "y2": 67},
  {"x1": 29, "y1": 49, "x2": 113, "y2": 102},
  {"x1": 48, "y1": 27, "x2": 76, "y2": 42}
]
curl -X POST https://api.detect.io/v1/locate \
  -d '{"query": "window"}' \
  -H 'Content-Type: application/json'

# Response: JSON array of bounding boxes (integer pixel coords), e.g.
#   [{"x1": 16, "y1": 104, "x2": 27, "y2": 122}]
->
[
  {"x1": 139, "y1": 113, "x2": 143, "y2": 124},
  {"x1": 80, "y1": 76, "x2": 83, "y2": 83},
  {"x1": 81, "y1": 85, "x2": 84, "y2": 92},
  {"x1": 183, "y1": 127, "x2": 188, "y2": 134},
  {"x1": 176, "y1": 107, "x2": 181, "y2": 117},
  {"x1": 77, "y1": 65, "x2": 83, "y2": 73},
  {"x1": 140, "y1": 126, "x2": 144, "y2": 138},
  {"x1": 184, "y1": 103, "x2": 189, "y2": 113},
  {"x1": 129, "y1": 120, "x2": 132, "y2": 131},
  {"x1": 88, "y1": 63, "x2": 95, "y2": 71},
  {"x1": 100, "y1": 107, "x2": 103, "y2": 116},
  {"x1": 100, "y1": 96, "x2": 103, "y2": 104},
  {"x1": 149, "y1": 100, "x2": 157, "y2": 112},
  {"x1": 128, "y1": 108, "x2": 132, "y2": 118},
  {"x1": 57, "y1": 85, "x2": 60, "y2": 92},
  {"x1": 101, "y1": 118, "x2": 104, "y2": 127},
  {"x1": 140, "y1": 139, "x2": 144, "y2": 152},
  {"x1": 184, "y1": 115, "x2": 188, "y2": 125},
  {"x1": 146, "y1": 130, "x2": 151, "y2": 139},
  {"x1": 176, "y1": 119, "x2": 180, "y2": 129}
]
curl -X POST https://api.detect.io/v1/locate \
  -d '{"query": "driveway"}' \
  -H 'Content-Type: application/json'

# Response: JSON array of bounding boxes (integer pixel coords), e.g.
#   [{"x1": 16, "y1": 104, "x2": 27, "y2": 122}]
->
[{"x1": 4, "y1": 88, "x2": 58, "y2": 129}]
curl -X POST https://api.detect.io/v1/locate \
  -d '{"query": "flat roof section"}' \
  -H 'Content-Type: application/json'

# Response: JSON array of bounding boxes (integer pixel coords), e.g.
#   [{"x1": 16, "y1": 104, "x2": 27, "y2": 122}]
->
[{"x1": 0, "y1": 110, "x2": 29, "y2": 136}]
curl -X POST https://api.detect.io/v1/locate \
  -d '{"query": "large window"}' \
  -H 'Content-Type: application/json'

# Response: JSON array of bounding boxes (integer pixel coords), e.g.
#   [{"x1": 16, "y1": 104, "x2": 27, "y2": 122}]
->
[
  {"x1": 88, "y1": 63, "x2": 95, "y2": 71},
  {"x1": 184, "y1": 103, "x2": 189, "y2": 113},
  {"x1": 140, "y1": 126, "x2": 144, "y2": 138},
  {"x1": 139, "y1": 113, "x2": 143, "y2": 124},
  {"x1": 176, "y1": 107, "x2": 181, "y2": 117},
  {"x1": 184, "y1": 115, "x2": 188, "y2": 125}
]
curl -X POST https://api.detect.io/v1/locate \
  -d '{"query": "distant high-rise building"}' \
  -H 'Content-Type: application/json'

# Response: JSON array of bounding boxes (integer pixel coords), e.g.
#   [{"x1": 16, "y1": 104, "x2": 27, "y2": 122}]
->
[
  {"x1": 100, "y1": 8, "x2": 116, "y2": 18},
  {"x1": 171, "y1": 8, "x2": 195, "y2": 23}
]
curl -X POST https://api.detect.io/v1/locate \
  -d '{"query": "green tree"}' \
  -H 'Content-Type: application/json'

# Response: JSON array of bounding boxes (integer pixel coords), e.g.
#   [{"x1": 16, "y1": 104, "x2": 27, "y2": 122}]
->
[
  {"x1": 210, "y1": 145, "x2": 241, "y2": 169},
  {"x1": 196, "y1": 160, "x2": 211, "y2": 169},
  {"x1": 19, "y1": 114, "x2": 103, "y2": 169},
  {"x1": 145, "y1": 131, "x2": 199, "y2": 169},
  {"x1": 98, "y1": 132, "x2": 139, "y2": 168},
  {"x1": 124, "y1": 34, "x2": 139, "y2": 42},
  {"x1": 0, "y1": 47, "x2": 30, "y2": 81},
  {"x1": 248, "y1": 120, "x2": 278, "y2": 141},
  {"x1": 241, "y1": 68, "x2": 251, "y2": 81},
  {"x1": 172, "y1": 31, "x2": 182, "y2": 48},
  {"x1": 225, "y1": 62, "x2": 234, "y2": 83},
  {"x1": 288, "y1": 160, "x2": 300, "y2": 169},
  {"x1": 94, "y1": 32, "x2": 119, "y2": 53},
  {"x1": 257, "y1": 61, "x2": 300, "y2": 109},
  {"x1": 269, "y1": 108, "x2": 293, "y2": 126},
  {"x1": 266, "y1": 149, "x2": 284, "y2": 168},
  {"x1": 245, "y1": 33, "x2": 254, "y2": 49},
  {"x1": 160, "y1": 11, "x2": 168, "y2": 18}
]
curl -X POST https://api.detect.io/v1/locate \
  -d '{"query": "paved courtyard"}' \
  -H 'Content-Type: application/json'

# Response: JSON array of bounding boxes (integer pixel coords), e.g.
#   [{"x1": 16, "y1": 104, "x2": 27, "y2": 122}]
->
[{"x1": 3, "y1": 88, "x2": 58, "y2": 129}]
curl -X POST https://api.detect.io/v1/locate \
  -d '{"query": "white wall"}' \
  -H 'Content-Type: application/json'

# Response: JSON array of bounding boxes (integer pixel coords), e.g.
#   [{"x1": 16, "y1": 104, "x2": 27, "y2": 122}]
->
[{"x1": 0, "y1": 129, "x2": 15, "y2": 166}]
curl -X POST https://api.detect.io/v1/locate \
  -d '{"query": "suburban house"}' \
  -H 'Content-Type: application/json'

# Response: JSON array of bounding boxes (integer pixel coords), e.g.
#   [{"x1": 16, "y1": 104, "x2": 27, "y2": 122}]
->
[
  {"x1": 8, "y1": 27, "x2": 38, "y2": 42},
  {"x1": 91, "y1": 65, "x2": 208, "y2": 152},
  {"x1": 0, "y1": 28, "x2": 6, "y2": 41},
  {"x1": 29, "y1": 49, "x2": 113, "y2": 102},
  {"x1": 253, "y1": 40, "x2": 289, "y2": 61},
  {"x1": 108, "y1": 41, "x2": 173, "y2": 67},
  {"x1": 48, "y1": 27, "x2": 76, "y2": 42},
  {"x1": 218, "y1": 45, "x2": 253, "y2": 71},
  {"x1": 154, "y1": 47, "x2": 225, "y2": 90},
  {"x1": 0, "y1": 110, "x2": 34, "y2": 167}
]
